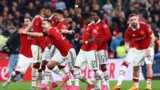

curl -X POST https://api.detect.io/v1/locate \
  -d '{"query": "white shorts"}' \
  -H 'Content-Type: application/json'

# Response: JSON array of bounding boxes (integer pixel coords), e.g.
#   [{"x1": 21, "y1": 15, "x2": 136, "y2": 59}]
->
[
  {"x1": 31, "y1": 45, "x2": 42, "y2": 61},
  {"x1": 42, "y1": 45, "x2": 56, "y2": 61},
  {"x1": 125, "y1": 47, "x2": 154, "y2": 66},
  {"x1": 75, "y1": 49, "x2": 97, "y2": 70},
  {"x1": 51, "y1": 48, "x2": 76, "y2": 69},
  {"x1": 15, "y1": 54, "x2": 33, "y2": 74},
  {"x1": 144, "y1": 47, "x2": 154, "y2": 64},
  {"x1": 96, "y1": 50, "x2": 108, "y2": 64}
]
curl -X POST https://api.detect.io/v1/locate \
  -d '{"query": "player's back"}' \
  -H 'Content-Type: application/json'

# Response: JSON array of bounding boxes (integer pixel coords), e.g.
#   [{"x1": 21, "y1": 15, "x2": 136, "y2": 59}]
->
[{"x1": 47, "y1": 27, "x2": 73, "y2": 56}]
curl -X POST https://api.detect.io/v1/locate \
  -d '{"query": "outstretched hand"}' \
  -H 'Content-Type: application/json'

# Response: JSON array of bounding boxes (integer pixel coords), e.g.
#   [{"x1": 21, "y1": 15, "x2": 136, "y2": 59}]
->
[{"x1": 18, "y1": 29, "x2": 27, "y2": 34}]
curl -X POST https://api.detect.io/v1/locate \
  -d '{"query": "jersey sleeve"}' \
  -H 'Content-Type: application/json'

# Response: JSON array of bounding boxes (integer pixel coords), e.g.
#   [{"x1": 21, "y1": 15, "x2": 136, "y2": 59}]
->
[
  {"x1": 146, "y1": 24, "x2": 153, "y2": 37},
  {"x1": 102, "y1": 23, "x2": 112, "y2": 41},
  {"x1": 124, "y1": 28, "x2": 131, "y2": 43}
]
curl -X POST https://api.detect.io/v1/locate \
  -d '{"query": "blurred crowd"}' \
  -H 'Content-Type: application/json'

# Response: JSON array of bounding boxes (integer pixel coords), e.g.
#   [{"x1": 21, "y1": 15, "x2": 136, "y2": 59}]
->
[{"x1": 0, "y1": 0, "x2": 159, "y2": 58}]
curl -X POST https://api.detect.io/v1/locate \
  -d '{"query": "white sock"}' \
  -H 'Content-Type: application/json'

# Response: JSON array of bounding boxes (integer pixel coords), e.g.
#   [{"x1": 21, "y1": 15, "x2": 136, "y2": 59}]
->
[
  {"x1": 52, "y1": 66, "x2": 66, "y2": 77},
  {"x1": 134, "y1": 82, "x2": 139, "y2": 88},
  {"x1": 146, "y1": 79, "x2": 151, "y2": 85},
  {"x1": 117, "y1": 65, "x2": 128, "y2": 86}
]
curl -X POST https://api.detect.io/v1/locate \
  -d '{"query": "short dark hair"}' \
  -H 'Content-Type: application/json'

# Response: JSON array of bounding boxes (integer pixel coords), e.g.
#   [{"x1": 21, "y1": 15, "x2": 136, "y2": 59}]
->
[
  {"x1": 90, "y1": 10, "x2": 103, "y2": 19},
  {"x1": 128, "y1": 10, "x2": 139, "y2": 18},
  {"x1": 24, "y1": 16, "x2": 32, "y2": 21},
  {"x1": 43, "y1": 18, "x2": 51, "y2": 23},
  {"x1": 54, "y1": 9, "x2": 64, "y2": 16}
]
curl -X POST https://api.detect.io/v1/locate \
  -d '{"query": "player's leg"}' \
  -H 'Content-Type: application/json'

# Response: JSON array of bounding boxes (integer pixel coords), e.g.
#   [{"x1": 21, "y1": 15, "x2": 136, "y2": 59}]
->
[
  {"x1": 3, "y1": 54, "x2": 32, "y2": 87},
  {"x1": 8, "y1": 54, "x2": 18, "y2": 76},
  {"x1": 113, "y1": 48, "x2": 144, "y2": 90},
  {"x1": 86, "y1": 50, "x2": 99, "y2": 90},
  {"x1": 7, "y1": 54, "x2": 22, "y2": 81},
  {"x1": 128, "y1": 50, "x2": 147, "y2": 90},
  {"x1": 146, "y1": 63, "x2": 153, "y2": 90},
  {"x1": 63, "y1": 48, "x2": 80, "y2": 90},
  {"x1": 96, "y1": 50, "x2": 110, "y2": 90},
  {"x1": 39, "y1": 46, "x2": 56, "y2": 90},
  {"x1": 145, "y1": 47, "x2": 154, "y2": 90},
  {"x1": 73, "y1": 50, "x2": 95, "y2": 90},
  {"x1": 50, "y1": 48, "x2": 71, "y2": 87},
  {"x1": 31, "y1": 45, "x2": 43, "y2": 90},
  {"x1": 129, "y1": 66, "x2": 140, "y2": 90}
]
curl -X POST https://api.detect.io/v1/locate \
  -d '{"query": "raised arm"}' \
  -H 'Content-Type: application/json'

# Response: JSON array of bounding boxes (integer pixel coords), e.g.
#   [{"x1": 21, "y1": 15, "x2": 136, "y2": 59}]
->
[{"x1": 26, "y1": 32, "x2": 44, "y2": 37}]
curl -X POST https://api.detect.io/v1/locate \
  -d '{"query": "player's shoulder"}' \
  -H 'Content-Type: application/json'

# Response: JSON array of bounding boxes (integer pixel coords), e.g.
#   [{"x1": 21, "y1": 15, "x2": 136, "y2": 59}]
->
[
  {"x1": 139, "y1": 21, "x2": 149, "y2": 28},
  {"x1": 34, "y1": 15, "x2": 43, "y2": 20}
]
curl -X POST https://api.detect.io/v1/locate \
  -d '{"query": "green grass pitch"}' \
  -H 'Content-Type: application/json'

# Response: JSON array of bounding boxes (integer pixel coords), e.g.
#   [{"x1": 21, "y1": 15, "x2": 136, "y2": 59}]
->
[{"x1": 0, "y1": 80, "x2": 160, "y2": 90}]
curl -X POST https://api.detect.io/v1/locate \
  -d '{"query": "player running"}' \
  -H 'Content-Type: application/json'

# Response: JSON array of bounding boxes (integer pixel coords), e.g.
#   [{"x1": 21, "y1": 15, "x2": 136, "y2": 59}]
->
[
  {"x1": 112, "y1": 14, "x2": 155, "y2": 90},
  {"x1": 3, "y1": 17, "x2": 33, "y2": 87}
]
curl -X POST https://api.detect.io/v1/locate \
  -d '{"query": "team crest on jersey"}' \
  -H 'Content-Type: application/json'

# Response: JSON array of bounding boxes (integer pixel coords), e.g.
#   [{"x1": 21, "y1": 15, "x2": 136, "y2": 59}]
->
[
  {"x1": 95, "y1": 26, "x2": 99, "y2": 30},
  {"x1": 140, "y1": 31, "x2": 145, "y2": 35},
  {"x1": 132, "y1": 34, "x2": 136, "y2": 37}
]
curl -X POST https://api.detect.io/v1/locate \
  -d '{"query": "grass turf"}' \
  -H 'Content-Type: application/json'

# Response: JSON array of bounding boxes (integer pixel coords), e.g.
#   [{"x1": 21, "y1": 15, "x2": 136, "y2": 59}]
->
[{"x1": 0, "y1": 80, "x2": 160, "y2": 90}]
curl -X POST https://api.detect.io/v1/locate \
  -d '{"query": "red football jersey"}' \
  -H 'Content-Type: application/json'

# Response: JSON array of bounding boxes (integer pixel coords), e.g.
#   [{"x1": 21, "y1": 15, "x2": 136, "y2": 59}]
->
[
  {"x1": 32, "y1": 15, "x2": 46, "y2": 51},
  {"x1": 81, "y1": 23, "x2": 98, "y2": 51},
  {"x1": 95, "y1": 21, "x2": 112, "y2": 50},
  {"x1": 56, "y1": 20, "x2": 69, "y2": 32},
  {"x1": 125, "y1": 22, "x2": 152, "y2": 50},
  {"x1": 32, "y1": 15, "x2": 43, "y2": 32},
  {"x1": 50, "y1": 15, "x2": 58, "y2": 27},
  {"x1": 19, "y1": 34, "x2": 32, "y2": 58},
  {"x1": 47, "y1": 27, "x2": 73, "y2": 56}
]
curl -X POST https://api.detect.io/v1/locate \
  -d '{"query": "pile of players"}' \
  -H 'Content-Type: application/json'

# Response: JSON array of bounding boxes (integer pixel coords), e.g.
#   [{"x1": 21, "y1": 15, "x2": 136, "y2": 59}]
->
[{"x1": 3, "y1": 6, "x2": 155, "y2": 90}]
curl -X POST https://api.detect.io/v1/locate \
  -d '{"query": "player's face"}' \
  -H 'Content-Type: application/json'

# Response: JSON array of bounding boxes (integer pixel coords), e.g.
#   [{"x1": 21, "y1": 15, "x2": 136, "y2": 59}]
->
[
  {"x1": 44, "y1": 9, "x2": 52, "y2": 17},
  {"x1": 129, "y1": 16, "x2": 139, "y2": 29},
  {"x1": 24, "y1": 18, "x2": 31, "y2": 26},
  {"x1": 40, "y1": 8, "x2": 45, "y2": 16},
  {"x1": 42, "y1": 21, "x2": 50, "y2": 31},
  {"x1": 91, "y1": 12, "x2": 99, "y2": 21},
  {"x1": 54, "y1": 13, "x2": 62, "y2": 21}
]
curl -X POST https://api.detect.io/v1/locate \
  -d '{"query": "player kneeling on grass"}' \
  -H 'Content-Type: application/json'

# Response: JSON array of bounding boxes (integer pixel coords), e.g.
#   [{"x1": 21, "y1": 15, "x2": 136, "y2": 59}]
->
[
  {"x1": 112, "y1": 13, "x2": 155, "y2": 90},
  {"x1": 20, "y1": 18, "x2": 80, "y2": 90},
  {"x1": 3, "y1": 17, "x2": 33, "y2": 87}
]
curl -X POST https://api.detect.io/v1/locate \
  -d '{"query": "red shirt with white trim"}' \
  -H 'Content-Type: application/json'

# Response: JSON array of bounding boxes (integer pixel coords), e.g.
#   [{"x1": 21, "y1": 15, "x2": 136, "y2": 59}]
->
[
  {"x1": 125, "y1": 22, "x2": 152, "y2": 50},
  {"x1": 19, "y1": 34, "x2": 32, "y2": 58},
  {"x1": 32, "y1": 15, "x2": 46, "y2": 51},
  {"x1": 95, "y1": 21, "x2": 112, "y2": 50},
  {"x1": 47, "y1": 27, "x2": 73, "y2": 56},
  {"x1": 81, "y1": 23, "x2": 98, "y2": 51}
]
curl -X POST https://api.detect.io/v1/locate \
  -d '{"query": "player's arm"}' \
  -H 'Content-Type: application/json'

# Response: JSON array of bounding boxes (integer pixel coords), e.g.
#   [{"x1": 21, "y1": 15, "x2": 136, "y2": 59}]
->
[
  {"x1": 84, "y1": 29, "x2": 97, "y2": 44},
  {"x1": 80, "y1": 36, "x2": 96, "y2": 44},
  {"x1": 60, "y1": 29, "x2": 74, "y2": 34},
  {"x1": 101, "y1": 23, "x2": 112, "y2": 42},
  {"x1": 20, "y1": 30, "x2": 47, "y2": 37},
  {"x1": 25, "y1": 32, "x2": 44, "y2": 37},
  {"x1": 125, "y1": 42, "x2": 130, "y2": 50},
  {"x1": 59, "y1": 24, "x2": 74, "y2": 34},
  {"x1": 149, "y1": 27, "x2": 155, "y2": 47},
  {"x1": 86, "y1": 35, "x2": 96, "y2": 44},
  {"x1": 124, "y1": 29, "x2": 130, "y2": 50},
  {"x1": 18, "y1": 22, "x2": 32, "y2": 33}
]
